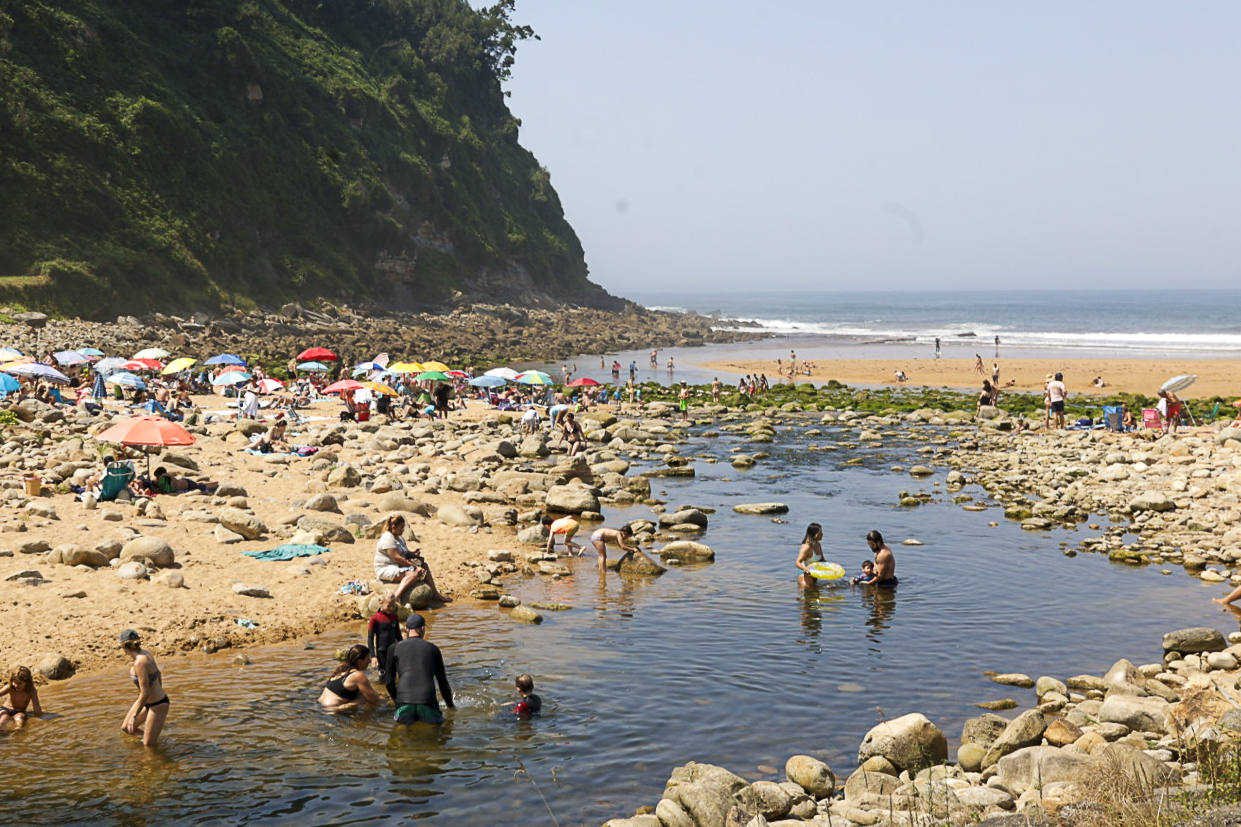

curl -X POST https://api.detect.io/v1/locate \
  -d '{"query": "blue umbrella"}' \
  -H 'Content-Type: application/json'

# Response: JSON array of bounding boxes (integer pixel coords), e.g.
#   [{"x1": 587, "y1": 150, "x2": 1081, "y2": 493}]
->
[
  {"x1": 352, "y1": 362, "x2": 384, "y2": 375},
  {"x1": 104, "y1": 371, "x2": 146, "y2": 389},
  {"x1": 469, "y1": 374, "x2": 507, "y2": 388},
  {"x1": 205, "y1": 354, "x2": 246, "y2": 366},
  {"x1": 0, "y1": 373, "x2": 19, "y2": 395},
  {"x1": 4, "y1": 362, "x2": 71, "y2": 383},
  {"x1": 93, "y1": 356, "x2": 129, "y2": 375},
  {"x1": 297, "y1": 361, "x2": 330, "y2": 372},
  {"x1": 212, "y1": 371, "x2": 252, "y2": 386}
]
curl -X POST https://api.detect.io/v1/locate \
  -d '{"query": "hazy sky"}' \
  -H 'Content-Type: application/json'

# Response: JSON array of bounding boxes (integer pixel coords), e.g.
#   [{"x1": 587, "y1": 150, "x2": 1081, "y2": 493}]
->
[{"x1": 503, "y1": 2, "x2": 1240, "y2": 294}]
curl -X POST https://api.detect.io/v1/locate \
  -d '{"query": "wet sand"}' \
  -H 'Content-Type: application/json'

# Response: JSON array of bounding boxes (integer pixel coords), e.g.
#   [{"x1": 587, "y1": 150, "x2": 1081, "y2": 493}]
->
[{"x1": 698, "y1": 357, "x2": 1241, "y2": 398}]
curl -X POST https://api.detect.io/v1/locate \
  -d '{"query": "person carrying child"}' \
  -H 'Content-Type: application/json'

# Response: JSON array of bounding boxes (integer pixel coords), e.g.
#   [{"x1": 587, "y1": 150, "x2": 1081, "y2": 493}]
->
[
  {"x1": 0, "y1": 666, "x2": 42, "y2": 729},
  {"x1": 851, "y1": 560, "x2": 877, "y2": 585}
]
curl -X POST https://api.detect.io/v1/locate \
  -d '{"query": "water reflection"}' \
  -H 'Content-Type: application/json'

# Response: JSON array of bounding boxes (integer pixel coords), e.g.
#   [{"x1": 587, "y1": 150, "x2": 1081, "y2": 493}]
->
[
  {"x1": 860, "y1": 585, "x2": 898, "y2": 645},
  {"x1": 798, "y1": 587, "x2": 847, "y2": 651}
]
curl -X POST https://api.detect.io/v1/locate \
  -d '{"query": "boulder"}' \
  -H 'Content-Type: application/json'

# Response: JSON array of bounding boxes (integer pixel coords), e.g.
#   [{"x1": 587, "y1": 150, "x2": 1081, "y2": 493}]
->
[
  {"x1": 996, "y1": 746, "x2": 1091, "y2": 795},
  {"x1": 35, "y1": 653, "x2": 74, "y2": 680},
  {"x1": 153, "y1": 570, "x2": 185, "y2": 588},
  {"x1": 732, "y1": 503, "x2": 789, "y2": 515},
  {"x1": 1099, "y1": 694, "x2": 1171, "y2": 733},
  {"x1": 783, "y1": 755, "x2": 834, "y2": 798},
  {"x1": 1130, "y1": 492, "x2": 1175, "y2": 513},
  {"x1": 662, "y1": 762, "x2": 761, "y2": 827},
  {"x1": 232, "y1": 582, "x2": 271, "y2": 598},
  {"x1": 1044, "y1": 718, "x2": 1083, "y2": 747},
  {"x1": 857, "y1": 712, "x2": 948, "y2": 772},
  {"x1": 657, "y1": 541, "x2": 715, "y2": 562},
  {"x1": 1089, "y1": 742, "x2": 1180, "y2": 786},
  {"x1": 956, "y1": 743, "x2": 985, "y2": 772},
  {"x1": 437, "y1": 503, "x2": 481, "y2": 527},
  {"x1": 517, "y1": 524, "x2": 547, "y2": 545},
  {"x1": 219, "y1": 508, "x2": 267, "y2": 540},
  {"x1": 614, "y1": 554, "x2": 667, "y2": 576},
  {"x1": 747, "y1": 781, "x2": 791, "y2": 820},
  {"x1": 842, "y1": 767, "x2": 901, "y2": 801},
  {"x1": 981, "y1": 710, "x2": 1047, "y2": 769},
  {"x1": 544, "y1": 483, "x2": 601, "y2": 514},
  {"x1": 405, "y1": 584, "x2": 433, "y2": 611},
  {"x1": 294, "y1": 516, "x2": 355, "y2": 544},
  {"x1": 1162, "y1": 627, "x2": 1226, "y2": 654},
  {"x1": 214, "y1": 524, "x2": 245, "y2": 544},
  {"x1": 377, "y1": 493, "x2": 432, "y2": 515},
  {"x1": 327, "y1": 464, "x2": 363, "y2": 488},
  {"x1": 55, "y1": 545, "x2": 109, "y2": 568},
  {"x1": 119, "y1": 536, "x2": 175, "y2": 568},
  {"x1": 508, "y1": 605, "x2": 543, "y2": 624},
  {"x1": 303, "y1": 493, "x2": 341, "y2": 513},
  {"x1": 18, "y1": 539, "x2": 51, "y2": 555},
  {"x1": 1103, "y1": 658, "x2": 1147, "y2": 696},
  {"x1": 116, "y1": 561, "x2": 148, "y2": 580}
]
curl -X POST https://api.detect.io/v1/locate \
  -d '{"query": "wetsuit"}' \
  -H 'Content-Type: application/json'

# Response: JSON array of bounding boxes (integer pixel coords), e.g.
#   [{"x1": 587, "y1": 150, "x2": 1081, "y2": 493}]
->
[
  {"x1": 367, "y1": 611, "x2": 403, "y2": 688},
  {"x1": 385, "y1": 637, "x2": 453, "y2": 724},
  {"x1": 513, "y1": 694, "x2": 542, "y2": 718}
]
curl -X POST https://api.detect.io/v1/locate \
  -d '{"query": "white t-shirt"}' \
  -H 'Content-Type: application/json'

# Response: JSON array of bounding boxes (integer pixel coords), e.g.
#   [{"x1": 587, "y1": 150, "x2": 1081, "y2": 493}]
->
[
  {"x1": 240, "y1": 391, "x2": 259, "y2": 417},
  {"x1": 521, "y1": 408, "x2": 539, "y2": 424},
  {"x1": 374, "y1": 531, "x2": 409, "y2": 573},
  {"x1": 1047, "y1": 380, "x2": 1067, "y2": 403}
]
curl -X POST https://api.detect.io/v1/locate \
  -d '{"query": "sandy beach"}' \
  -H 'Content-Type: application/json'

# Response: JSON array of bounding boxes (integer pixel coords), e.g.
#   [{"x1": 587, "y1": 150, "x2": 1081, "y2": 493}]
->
[{"x1": 698, "y1": 357, "x2": 1241, "y2": 399}]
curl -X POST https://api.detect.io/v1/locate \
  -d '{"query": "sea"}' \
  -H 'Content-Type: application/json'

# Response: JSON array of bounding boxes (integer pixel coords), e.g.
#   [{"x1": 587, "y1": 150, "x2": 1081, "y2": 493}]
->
[{"x1": 632, "y1": 288, "x2": 1241, "y2": 357}]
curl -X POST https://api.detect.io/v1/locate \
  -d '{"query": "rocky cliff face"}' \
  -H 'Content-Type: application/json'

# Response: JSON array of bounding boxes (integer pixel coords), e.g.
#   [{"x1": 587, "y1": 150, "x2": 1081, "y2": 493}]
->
[{"x1": 0, "y1": 0, "x2": 613, "y2": 317}]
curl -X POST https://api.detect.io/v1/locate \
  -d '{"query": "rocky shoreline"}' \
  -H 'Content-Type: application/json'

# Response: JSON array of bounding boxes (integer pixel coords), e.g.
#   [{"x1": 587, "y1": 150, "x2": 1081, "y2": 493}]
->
[{"x1": 0, "y1": 302, "x2": 762, "y2": 370}]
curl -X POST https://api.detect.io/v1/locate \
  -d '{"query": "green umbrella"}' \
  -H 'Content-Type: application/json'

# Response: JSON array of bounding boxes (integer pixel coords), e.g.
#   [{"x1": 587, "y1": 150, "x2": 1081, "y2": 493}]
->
[{"x1": 413, "y1": 371, "x2": 451, "y2": 382}]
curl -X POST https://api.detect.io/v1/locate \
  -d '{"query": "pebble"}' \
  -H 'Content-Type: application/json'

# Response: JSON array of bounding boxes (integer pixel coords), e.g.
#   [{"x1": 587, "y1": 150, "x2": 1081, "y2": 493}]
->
[{"x1": 232, "y1": 583, "x2": 271, "y2": 598}]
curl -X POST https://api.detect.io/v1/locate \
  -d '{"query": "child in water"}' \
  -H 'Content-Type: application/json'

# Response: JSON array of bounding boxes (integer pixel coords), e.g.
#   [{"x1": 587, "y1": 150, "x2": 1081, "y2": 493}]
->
[
  {"x1": 0, "y1": 665, "x2": 42, "y2": 729},
  {"x1": 510, "y1": 674, "x2": 542, "y2": 719},
  {"x1": 851, "y1": 560, "x2": 877, "y2": 585},
  {"x1": 368, "y1": 595, "x2": 403, "y2": 696}
]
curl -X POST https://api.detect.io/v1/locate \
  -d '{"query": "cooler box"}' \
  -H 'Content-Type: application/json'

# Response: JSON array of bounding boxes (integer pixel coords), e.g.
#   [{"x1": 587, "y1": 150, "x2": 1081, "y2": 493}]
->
[{"x1": 356, "y1": 402, "x2": 370, "y2": 422}]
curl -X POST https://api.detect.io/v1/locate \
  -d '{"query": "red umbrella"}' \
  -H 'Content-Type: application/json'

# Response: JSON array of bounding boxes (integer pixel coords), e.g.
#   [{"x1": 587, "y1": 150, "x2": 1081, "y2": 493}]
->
[
  {"x1": 95, "y1": 416, "x2": 195, "y2": 475},
  {"x1": 322, "y1": 379, "x2": 363, "y2": 394},
  {"x1": 297, "y1": 347, "x2": 337, "y2": 362},
  {"x1": 123, "y1": 358, "x2": 164, "y2": 371},
  {"x1": 567, "y1": 377, "x2": 601, "y2": 387},
  {"x1": 217, "y1": 364, "x2": 249, "y2": 374}
]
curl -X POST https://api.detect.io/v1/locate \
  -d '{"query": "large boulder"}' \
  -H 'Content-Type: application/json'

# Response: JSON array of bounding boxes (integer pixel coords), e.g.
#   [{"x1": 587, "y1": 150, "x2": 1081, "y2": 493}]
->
[
  {"x1": 219, "y1": 508, "x2": 267, "y2": 540},
  {"x1": 857, "y1": 712, "x2": 948, "y2": 772},
  {"x1": 613, "y1": 553, "x2": 666, "y2": 576},
  {"x1": 295, "y1": 516, "x2": 356, "y2": 544},
  {"x1": 732, "y1": 503, "x2": 789, "y2": 515},
  {"x1": 1130, "y1": 492, "x2": 1175, "y2": 513},
  {"x1": 981, "y1": 710, "x2": 1046, "y2": 769},
  {"x1": 842, "y1": 767, "x2": 901, "y2": 801},
  {"x1": 658, "y1": 508, "x2": 708, "y2": 528},
  {"x1": 35, "y1": 653, "x2": 74, "y2": 680},
  {"x1": 437, "y1": 503, "x2": 482, "y2": 527},
  {"x1": 1162, "y1": 627, "x2": 1227, "y2": 654},
  {"x1": 1103, "y1": 658, "x2": 1147, "y2": 696},
  {"x1": 996, "y1": 746, "x2": 1091, "y2": 795},
  {"x1": 516, "y1": 523, "x2": 547, "y2": 545},
  {"x1": 661, "y1": 762, "x2": 761, "y2": 827},
  {"x1": 303, "y1": 493, "x2": 341, "y2": 513},
  {"x1": 1099, "y1": 694, "x2": 1172, "y2": 733},
  {"x1": 327, "y1": 464, "x2": 363, "y2": 488},
  {"x1": 377, "y1": 493, "x2": 433, "y2": 516},
  {"x1": 784, "y1": 755, "x2": 835, "y2": 798},
  {"x1": 119, "y1": 536, "x2": 175, "y2": 568},
  {"x1": 1088, "y1": 742, "x2": 1179, "y2": 787},
  {"x1": 544, "y1": 482, "x2": 601, "y2": 514},
  {"x1": 54, "y1": 544, "x2": 109, "y2": 568},
  {"x1": 961, "y1": 713, "x2": 1011, "y2": 751},
  {"x1": 657, "y1": 541, "x2": 715, "y2": 562}
]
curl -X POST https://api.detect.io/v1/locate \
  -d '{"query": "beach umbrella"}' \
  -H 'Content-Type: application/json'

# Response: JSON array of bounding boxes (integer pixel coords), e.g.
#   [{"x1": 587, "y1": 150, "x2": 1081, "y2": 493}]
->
[
  {"x1": 132, "y1": 347, "x2": 170, "y2": 360},
  {"x1": 77, "y1": 347, "x2": 104, "y2": 357},
  {"x1": 387, "y1": 361, "x2": 422, "y2": 374},
  {"x1": 216, "y1": 364, "x2": 249, "y2": 374},
  {"x1": 3, "y1": 362, "x2": 71, "y2": 384},
  {"x1": 257, "y1": 378, "x2": 285, "y2": 394},
  {"x1": 124, "y1": 358, "x2": 163, "y2": 371},
  {"x1": 352, "y1": 361, "x2": 384, "y2": 375},
  {"x1": 468, "y1": 374, "x2": 506, "y2": 388},
  {"x1": 361, "y1": 380, "x2": 398, "y2": 396},
  {"x1": 1160, "y1": 375, "x2": 1197, "y2": 394},
  {"x1": 515, "y1": 370, "x2": 554, "y2": 386},
  {"x1": 567, "y1": 377, "x2": 601, "y2": 387},
  {"x1": 413, "y1": 371, "x2": 450, "y2": 382},
  {"x1": 161, "y1": 357, "x2": 197, "y2": 375},
  {"x1": 445, "y1": 370, "x2": 469, "y2": 378},
  {"x1": 0, "y1": 347, "x2": 23, "y2": 359},
  {"x1": 53, "y1": 350, "x2": 90, "y2": 366},
  {"x1": 420, "y1": 360, "x2": 450, "y2": 372},
  {"x1": 95, "y1": 415, "x2": 195, "y2": 475},
  {"x1": 484, "y1": 367, "x2": 520, "y2": 380},
  {"x1": 296, "y1": 347, "x2": 337, "y2": 362},
  {"x1": 373, "y1": 353, "x2": 390, "y2": 368},
  {"x1": 93, "y1": 356, "x2": 129, "y2": 375},
  {"x1": 0, "y1": 373, "x2": 20, "y2": 395},
  {"x1": 322, "y1": 379, "x2": 363, "y2": 395},
  {"x1": 297, "y1": 361, "x2": 330, "y2": 373},
  {"x1": 211, "y1": 371, "x2": 251, "y2": 386},
  {"x1": 204, "y1": 353, "x2": 246, "y2": 366},
  {"x1": 104, "y1": 371, "x2": 146, "y2": 389}
]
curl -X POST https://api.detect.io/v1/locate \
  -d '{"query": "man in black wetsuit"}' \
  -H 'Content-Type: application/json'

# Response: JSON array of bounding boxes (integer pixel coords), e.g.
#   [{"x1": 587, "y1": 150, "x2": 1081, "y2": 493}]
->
[{"x1": 385, "y1": 613, "x2": 454, "y2": 724}]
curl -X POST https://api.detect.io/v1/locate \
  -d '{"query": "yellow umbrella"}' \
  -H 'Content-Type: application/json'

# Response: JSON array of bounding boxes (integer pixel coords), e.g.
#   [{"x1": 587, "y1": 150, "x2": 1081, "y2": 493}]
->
[
  {"x1": 161, "y1": 357, "x2": 197, "y2": 375},
  {"x1": 362, "y1": 381, "x2": 398, "y2": 396},
  {"x1": 420, "y1": 360, "x2": 450, "y2": 372},
  {"x1": 388, "y1": 361, "x2": 422, "y2": 374}
]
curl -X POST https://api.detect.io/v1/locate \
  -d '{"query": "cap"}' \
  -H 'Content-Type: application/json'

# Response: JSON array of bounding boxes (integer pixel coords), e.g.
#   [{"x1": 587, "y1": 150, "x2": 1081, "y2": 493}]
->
[
  {"x1": 119, "y1": 628, "x2": 141, "y2": 644},
  {"x1": 405, "y1": 613, "x2": 425, "y2": 630}
]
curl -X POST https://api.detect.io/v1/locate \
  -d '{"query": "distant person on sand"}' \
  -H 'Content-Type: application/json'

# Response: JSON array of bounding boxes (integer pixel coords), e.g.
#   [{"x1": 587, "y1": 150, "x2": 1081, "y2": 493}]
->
[
  {"x1": 795, "y1": 522, "x2": 824, "y2": 590},
  {"x1": 991, "y1": 362, "x2": 1000, "y2": 387},
  {"x1": 974, "y1": 354, "x2": 984, "y2": 375},
  {"x1": 994, "y1": 335, "x2": 1000, "y2": 356},
  {"x1": 866, "y1": 530, "x2": 897, "y2": 587},
  {"x1": 894, "y1": 370, "x2": 908, "y2": 383},
  {"x1": 1092, "y1": 376, "x2": 1106, "y2": 388},
  {"x1": 1157, "y1": 390, "x2": 1183, "y2": 436},
  {"x1": 1047, "y1": 372, "x2": 1068, "y2": 429}
]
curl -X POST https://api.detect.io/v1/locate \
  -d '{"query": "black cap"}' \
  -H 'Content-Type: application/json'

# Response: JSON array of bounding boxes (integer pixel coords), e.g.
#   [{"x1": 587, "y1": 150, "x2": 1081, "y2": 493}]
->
[
  {"x1": 119, "y1": 629, "x2": 140, "y2": 644},
  {"x1": 405, "y1": 613, "x2": 425, "y2": 630}
]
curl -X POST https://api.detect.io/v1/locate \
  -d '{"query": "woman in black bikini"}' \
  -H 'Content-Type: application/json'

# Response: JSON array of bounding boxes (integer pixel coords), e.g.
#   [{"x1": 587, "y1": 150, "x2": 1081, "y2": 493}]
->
[
  {"x1": 120, "y1": 629, "x2": 169, "y2": 747},
  {"x1": 318, "y1": 644, "x2": 382, "y2": 709}
]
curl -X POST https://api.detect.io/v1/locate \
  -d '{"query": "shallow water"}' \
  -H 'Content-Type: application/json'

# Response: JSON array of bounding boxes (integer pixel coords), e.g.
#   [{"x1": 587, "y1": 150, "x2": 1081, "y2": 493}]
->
[{"x1": 3, "y1": 421, "x2": 1233, "y2": 825}]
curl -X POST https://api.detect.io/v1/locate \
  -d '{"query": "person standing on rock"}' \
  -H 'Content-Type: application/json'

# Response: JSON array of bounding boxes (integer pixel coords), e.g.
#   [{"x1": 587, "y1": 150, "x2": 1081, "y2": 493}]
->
[
  {"x1": 386, "y1": 614, "x2": 453, "y2": 725},
  {"x1": 866, "y1": 530, "x2": 897, "y2": 587},
  {"x1": 120, "y1": 629, "x2": 169, "y2": 747},
  {"x1": 795, "y1": 522, "x2": 825, "y2": 589},
  {"x1": 711, "y1": 378, "x2": 721, "y2": 404},
  {"x1": 678, "y1": 381, "x2": 690, "y2": 421}
]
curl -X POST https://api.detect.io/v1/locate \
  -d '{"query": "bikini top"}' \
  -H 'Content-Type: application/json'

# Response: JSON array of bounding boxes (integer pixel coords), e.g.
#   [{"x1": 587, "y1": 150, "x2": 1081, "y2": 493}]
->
[
  {"x1": 326, "y1": 670, "x2": 360, "y2": 701},
  {"x1": 131, "y1": 664, "x2": 162, "y2": 688}
]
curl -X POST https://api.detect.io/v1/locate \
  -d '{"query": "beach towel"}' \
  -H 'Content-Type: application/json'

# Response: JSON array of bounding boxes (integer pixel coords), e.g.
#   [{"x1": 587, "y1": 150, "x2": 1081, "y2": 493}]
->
[{"x1": 242, "y1": 544, "x2": 330, "y2": 561}]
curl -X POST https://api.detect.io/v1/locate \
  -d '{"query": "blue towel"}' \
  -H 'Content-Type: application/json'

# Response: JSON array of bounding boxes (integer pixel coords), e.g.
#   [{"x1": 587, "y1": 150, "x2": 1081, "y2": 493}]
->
[{"x1": 242, "y1": 544, "x2": 330, "y2": 561}]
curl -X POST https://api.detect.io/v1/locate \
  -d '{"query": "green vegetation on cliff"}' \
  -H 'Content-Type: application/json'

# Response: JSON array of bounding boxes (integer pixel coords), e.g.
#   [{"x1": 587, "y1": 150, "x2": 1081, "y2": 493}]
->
[{"x1": 0, "y1": 0, "x2": 614, "y2": 316}]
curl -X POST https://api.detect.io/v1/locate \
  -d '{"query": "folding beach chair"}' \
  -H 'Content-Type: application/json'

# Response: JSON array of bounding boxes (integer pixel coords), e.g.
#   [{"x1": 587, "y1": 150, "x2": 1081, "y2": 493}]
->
[
  {"x1": 97, "y1": 461, "x2": 135, "y2": 502},
  {"x1": 1141, "y1": 409, "x2": 1162, "y2": 430},
  {"x1": 1102, "y1": 406, "x2": 1123, "y2": 432}
]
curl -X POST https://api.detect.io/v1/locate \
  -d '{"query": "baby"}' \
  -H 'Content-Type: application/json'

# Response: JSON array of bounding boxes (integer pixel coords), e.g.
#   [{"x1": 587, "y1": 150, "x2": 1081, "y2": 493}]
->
[
  {"x1": 0, "y1": 665, "x2": 42, "y2": 729},
  {"x1": 851, "y1": 560, "x2": 877, "y2": 585}
]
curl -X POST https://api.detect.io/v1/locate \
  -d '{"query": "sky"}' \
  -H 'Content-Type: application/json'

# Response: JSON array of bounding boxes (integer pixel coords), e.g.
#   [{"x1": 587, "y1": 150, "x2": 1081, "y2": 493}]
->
[{"x1": 500, "y1": 1, "x2": 1241, "y2": 294}]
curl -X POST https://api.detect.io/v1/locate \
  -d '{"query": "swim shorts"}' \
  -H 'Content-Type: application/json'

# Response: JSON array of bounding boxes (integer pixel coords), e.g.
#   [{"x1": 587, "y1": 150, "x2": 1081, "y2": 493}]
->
[
  {"x1": 549, "y1": 517, "x2": 578, "y2": 536},
  {"x1": 394, "y1": 704, "x2": 444, "y2": 725},
  {"x1": 1050, "y1": 401, "x2": 1065, "y2": 414},
  {"x1": 376, "y1": 564, "x2": 417, "y2": 582},
  {"x1": 875, "y1": 577, "x2": 899, "y2": 588}
]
